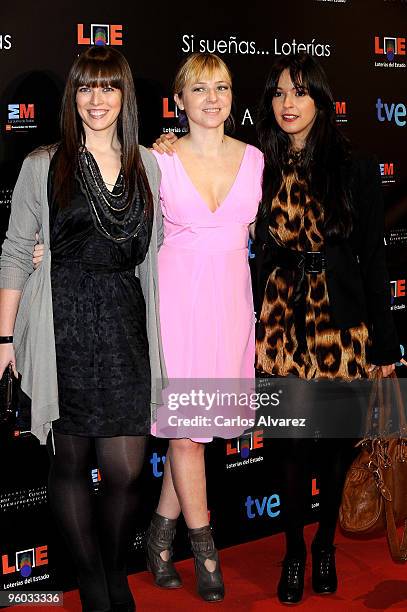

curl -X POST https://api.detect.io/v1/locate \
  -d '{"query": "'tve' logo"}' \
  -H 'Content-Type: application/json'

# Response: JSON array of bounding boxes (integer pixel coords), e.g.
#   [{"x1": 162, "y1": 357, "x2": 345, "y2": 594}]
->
[
  {"x1": 8, "y1": 104, "x2": 34, "y2": 120},
  {"x1": 77, "y1": 24, "x2": 123, "y2": 46},
  {"x1": 150, "y1": 452, "x2": 166, "y2": 478},
  {"x1": 245, "y1": 494, "x2": 280, "y2": 518},
  {"x1": 376, "y1": 98, "x2": 406, "y2": 127}
]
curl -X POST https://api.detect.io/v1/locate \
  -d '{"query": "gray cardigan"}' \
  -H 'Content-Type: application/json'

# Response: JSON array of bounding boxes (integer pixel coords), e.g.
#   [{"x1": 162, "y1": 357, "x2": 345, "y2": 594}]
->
[{"x1": 0, "y1": 145, "x2": 167, "y2": 444}]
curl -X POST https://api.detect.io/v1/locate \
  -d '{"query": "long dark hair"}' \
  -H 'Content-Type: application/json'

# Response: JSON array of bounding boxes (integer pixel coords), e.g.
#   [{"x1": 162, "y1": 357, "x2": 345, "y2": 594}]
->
[
  {"x1": 256, "y1": 53, "x2": 353, "y2": 240},
  {"x1": 54, "y1": 45, "x2": 152, "y2": 213}
]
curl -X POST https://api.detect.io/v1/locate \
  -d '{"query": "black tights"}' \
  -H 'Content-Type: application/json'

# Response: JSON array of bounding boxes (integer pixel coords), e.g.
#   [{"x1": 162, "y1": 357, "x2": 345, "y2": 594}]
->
[
  {"x1": 47, "y1": 432, "x2": 147, "y2": 612},
  {"x1": 277, "y1": 438, "x2": 356, "y2": 557}
]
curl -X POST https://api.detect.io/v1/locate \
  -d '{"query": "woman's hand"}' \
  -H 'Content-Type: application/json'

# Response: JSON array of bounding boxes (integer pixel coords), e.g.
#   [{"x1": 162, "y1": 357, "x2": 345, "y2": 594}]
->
[
  {"x1": 369, "y1": 358, "x2": 407, "y2": 377},
  {"x1": 152, "y1": 132, "x2": 178, "y2": 155},
  {"x1": 0, "y1": 344, "x2": 17, "y2": 378},
  {"x1": 33, "y1": 233, "x2": 45, "y2": 269}
]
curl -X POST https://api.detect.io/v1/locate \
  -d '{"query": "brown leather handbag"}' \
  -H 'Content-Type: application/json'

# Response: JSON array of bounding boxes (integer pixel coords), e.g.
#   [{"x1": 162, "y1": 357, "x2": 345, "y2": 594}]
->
[{"x1": 339, "y1": 370, "x2": 407, "y2": 563}]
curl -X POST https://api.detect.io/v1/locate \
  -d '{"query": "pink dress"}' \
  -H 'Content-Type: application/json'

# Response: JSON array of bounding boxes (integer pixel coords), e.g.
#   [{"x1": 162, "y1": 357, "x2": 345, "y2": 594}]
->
[{"x1": 153, "y1": 144, "x2": 264, "y2": 439}]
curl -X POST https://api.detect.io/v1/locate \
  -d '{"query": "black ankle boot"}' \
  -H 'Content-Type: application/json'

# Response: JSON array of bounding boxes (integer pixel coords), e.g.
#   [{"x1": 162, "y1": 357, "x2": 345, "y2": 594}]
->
[
  {"x1": 145, "y1": 512, "x2": 182, "y2": 588},
  {"x1": 277, "y1": 554, "x2": 306, "y2": 605},
  {"x1": 311, "y1": 543, "x2": 337, "y2": 594},
  {"x1": 188, "y1": 525, "x2": 225, "y2": 602}
]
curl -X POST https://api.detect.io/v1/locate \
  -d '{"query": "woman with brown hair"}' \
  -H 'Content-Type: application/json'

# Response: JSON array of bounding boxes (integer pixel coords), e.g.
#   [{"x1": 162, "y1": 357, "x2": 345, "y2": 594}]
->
[{"x1": 0, "y1": 45, "x2": 166, "y2": 612}]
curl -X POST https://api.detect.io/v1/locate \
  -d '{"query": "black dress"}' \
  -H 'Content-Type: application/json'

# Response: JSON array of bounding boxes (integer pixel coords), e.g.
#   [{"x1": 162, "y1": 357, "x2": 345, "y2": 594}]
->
[{"x1": 50, "y1": 165, "x2": 152, "y2": 437}]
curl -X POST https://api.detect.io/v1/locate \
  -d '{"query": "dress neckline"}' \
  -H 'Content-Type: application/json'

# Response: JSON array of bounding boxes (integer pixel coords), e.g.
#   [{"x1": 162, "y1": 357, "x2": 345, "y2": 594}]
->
[{"x1": 173, "y1": 144, "x2": 249, "y2": 214}]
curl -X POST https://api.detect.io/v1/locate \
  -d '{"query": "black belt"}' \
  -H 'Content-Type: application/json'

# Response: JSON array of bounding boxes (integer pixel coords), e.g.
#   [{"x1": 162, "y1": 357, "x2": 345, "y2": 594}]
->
[
  {"x1": 263, "y1": 244, "x2": 326, "y2": 274},
  {"x1": 256, "y1": 242, "x2": 327, "y2": 357}
]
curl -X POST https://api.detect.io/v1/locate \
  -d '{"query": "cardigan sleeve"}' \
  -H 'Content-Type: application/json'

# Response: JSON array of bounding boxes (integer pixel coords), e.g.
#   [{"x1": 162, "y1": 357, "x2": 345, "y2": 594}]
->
[
  {"x1": 0, "y1": 155, "x2": 41, "y2": 290},
  {"x1": 356, "y1": 154, "x2": 401, "y2": 365}
]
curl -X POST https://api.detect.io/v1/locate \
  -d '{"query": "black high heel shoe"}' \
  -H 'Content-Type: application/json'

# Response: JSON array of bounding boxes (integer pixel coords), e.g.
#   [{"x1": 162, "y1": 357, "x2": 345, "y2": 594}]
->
[
  {"x1": 311, "y1": 543, "x2": 337, "y2": 594},
  {"x1": 188, "y1": 525, "x2": 225, "y2": 602},
  {"x1": 277, "y1": 555, "x2": 306, "y2": 605},
  {"x1": 145, "y1": 512, "x2": 182, "y2": 588}
]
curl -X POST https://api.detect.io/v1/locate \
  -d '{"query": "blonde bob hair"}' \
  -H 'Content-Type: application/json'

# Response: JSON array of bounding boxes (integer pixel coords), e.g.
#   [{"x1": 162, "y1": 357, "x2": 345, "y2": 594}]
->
[{"x1": 173, "y1": 53, "x2": 235, "y2": 133}]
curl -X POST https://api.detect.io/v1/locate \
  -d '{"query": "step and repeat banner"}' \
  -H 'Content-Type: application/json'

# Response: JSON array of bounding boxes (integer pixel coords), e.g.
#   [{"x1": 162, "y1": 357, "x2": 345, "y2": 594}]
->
[{"x1": 0, "y1": 0, "x2": 406, "y2": 596}]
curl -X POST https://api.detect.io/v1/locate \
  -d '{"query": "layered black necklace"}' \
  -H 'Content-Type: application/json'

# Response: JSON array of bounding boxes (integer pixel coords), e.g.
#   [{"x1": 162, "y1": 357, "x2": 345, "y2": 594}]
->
[{"x1": 77, "y1": 147, "x2": 146, "y2": 243}]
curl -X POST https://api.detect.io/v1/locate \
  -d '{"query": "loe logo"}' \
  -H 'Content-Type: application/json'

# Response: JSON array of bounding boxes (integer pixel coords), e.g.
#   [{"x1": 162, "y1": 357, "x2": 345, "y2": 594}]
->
[
  {"x1": 245, "y1": 494, "x2": 280, "y2": 519},
  {"x1": 374, "y1": 36, "x2": 406, "y2": 60},
  {"x1": 391, "y1": 279, "x2": 405, "y2": 299},
  {"x1": 77, "y1": 24, "x2": 123, "y2": 46},
  {"x1": 376, "y1": 99, "x2": 406, "y2": 127},
  {"x1": 1, "y1": 546, "x2": 48, "y2": 577},
  {"x1": 8, "y1": 104, "x2": 34, "y2": 120},
  {"x1": 162, "y1": 98, "x2": 179, "y2": 119},
  {"x1": 226, "y1": 429, "x2": 263, "y2": 459}
]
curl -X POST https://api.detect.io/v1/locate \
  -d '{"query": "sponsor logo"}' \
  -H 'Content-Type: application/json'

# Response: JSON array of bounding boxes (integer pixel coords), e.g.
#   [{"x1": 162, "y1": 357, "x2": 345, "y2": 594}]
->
[
  {"x1": 5, "y1": 104, "x2": 37, "y2": 132},
  {"x1": 0, "y1": 34, "x2": 12, "y2": 50},
  {"x1": 379, "y1": 162, "x2": 396, "y2": 185},
  {"x1": 244, "y1": 476, "x2": 317, "y2": 518},
  {"x1": 181, "y1": 34, "x2": 331, "y2": 57},
  {"x1": 161, "y1": 97, "x2": 188, "y2": 134},
  {"x1": 335, "y1": 100, "x2": 348, "y2": 124},
  {"x1": 91, "y1": 468, "x2": 101, "y2": 484},
  {"x1": 225, "y1": 429, "x2": 264, "y2": 470},
  {"x1": 91, "y1": 468, "x2": 101, "y2": 493},
  {"x1": 162, "y1": 98, "x2": 179, "y2": 119},
  {"x1": 311, "y1": 477, "x2": 320, "y2": 509},
  {"x1": 0, "y1": 486, "x2": 47, "y2": 513},
  {"x1": 226, "y1": 429, "x2": 263, "y2": 459},
  {"x1": 385, "y1": 228, "x2": 407, "y2": 248},
  {"x1": 150, "y1": 452, "x2": 166, "y2": 478},
  {"x1": 375, "y1": 36, "x2": 405, "y2": 61},
  {"x1": 1, "y1": 546, "x2": 48, "y2": 577},
  {"x1": 376, "y1": 99, "x2": 406, "y2": 126},
  {"x1": 77, "y1": 24, "x2": 123, "y2": 46},
  {"x1": 245, "y1": 494, "x2": 281, "y2": 519},
  {"x1": 390, "y1": 279, "x2": 406, "y2": 311}
]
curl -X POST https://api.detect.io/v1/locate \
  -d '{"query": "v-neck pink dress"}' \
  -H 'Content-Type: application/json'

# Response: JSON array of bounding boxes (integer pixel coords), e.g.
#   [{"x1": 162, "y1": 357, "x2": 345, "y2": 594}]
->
[{"x1": 153, "y1": 144, "x2": 264, "y2": 439}]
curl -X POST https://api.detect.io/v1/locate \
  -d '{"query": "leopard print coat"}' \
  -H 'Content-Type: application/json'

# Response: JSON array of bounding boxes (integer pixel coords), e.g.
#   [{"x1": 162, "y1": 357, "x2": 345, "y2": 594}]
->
[{"x1": 255, "y1": 164, "x2": 370, "y2": 381}]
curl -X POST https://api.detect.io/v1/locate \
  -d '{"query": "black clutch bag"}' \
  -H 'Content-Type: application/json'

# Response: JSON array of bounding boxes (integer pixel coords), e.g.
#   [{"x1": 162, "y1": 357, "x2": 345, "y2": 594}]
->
[{"x1": 0, "y1": 364, "x2": 16, "y2": 428}]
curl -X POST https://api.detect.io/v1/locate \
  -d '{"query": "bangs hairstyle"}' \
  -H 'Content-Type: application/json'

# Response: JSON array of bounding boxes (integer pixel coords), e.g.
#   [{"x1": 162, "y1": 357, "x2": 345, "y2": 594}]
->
[
  {"x1": 256, "y1": 53, "x2": 353, "y2": 240},
  {"x1": 173, "y1": 53, "x2": 235, "y2": 134},
  {"x1": 54, "y1": 45, "x2": 153, "y2": 215}
]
